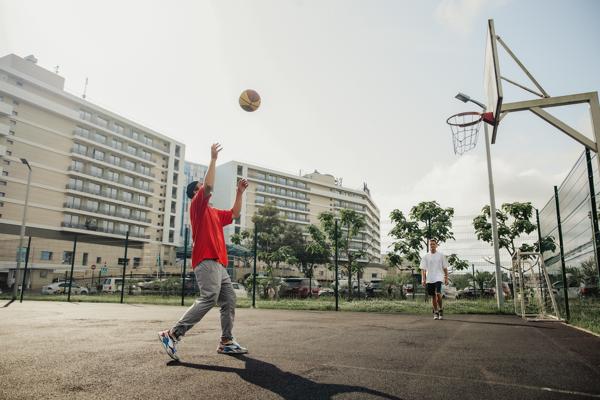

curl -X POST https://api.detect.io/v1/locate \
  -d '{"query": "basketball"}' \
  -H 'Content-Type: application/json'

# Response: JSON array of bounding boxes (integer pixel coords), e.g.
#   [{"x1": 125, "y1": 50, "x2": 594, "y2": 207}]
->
[{"x1": 239, "y1": 89, "x2": 261, "y2": 112}]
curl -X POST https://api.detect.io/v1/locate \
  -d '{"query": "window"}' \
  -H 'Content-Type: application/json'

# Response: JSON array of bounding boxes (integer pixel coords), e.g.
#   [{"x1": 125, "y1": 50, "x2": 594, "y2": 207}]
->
[
  {"x1": 0, "y1": 172, "x2": 4, "y2": 177},
  {"x1": 80, "y1": 110, "x2": 92, "y2": 121},
  {"x1": 73, "y1": 143, "x2": 87, "y2": 155},
  {"x1": 113, "y1": 124, "x2": 124, "y2": 134},
  {"x1": 104, "y1": 187, "x2": 117, "y2": 199},
  {"x1": 256, "y1": 195, "x2": 264, "y2": 204},
  {"x1": 94, "y1": 132, "x2": 107, "y2": 143},
  {"x1": 123, "y1": 175, "x2": 133, "y2": 186},
  {"x1": 88, "y1": 182, "x2": 101, "y2": 194},
  {"x1": 75, "y1": 126, "x2": 90, "y2": 137},
  {"x1": 144, "y1": 136, "x2": 153, "y2": 146},
  {"x1": 121, "y1": 191, "x2": 133, "y2": 202},
  {"x1": 235, "y1": 226, "x2": 241, "y2": 234},
  {"x1": 106, "y1": 170, "x2": 119, "y2": 182},
  {"x1": 133, "y1": 257, "x2": 141, "y2": 268},
  {"x1": 6, "y1": 139, "x2": 13, "y2": 145},
  {"x1": 127, "y1": 144, "x2": 136, "y2": 155},
  {"x1": 108, "y1": 155, "x2": 121, "y2": 166},
  {"x1": 140, "y1": 165, "x2": 150, "y2": 175},
  {"x1": 138, "y1": 196, "x2": 146, "y2": 206},
  {"x1": 124, "y1": 160, "x2": 135, "y2": 170},
  {"x1": 68, "y1": 178, "x2": 83, "y2": 190},
  {"x1": 82, "y1": 253, "x2": 88, "y2": 266},
  {"x1": 90, "y1": 165, "x2": 103, "y2": 177},
  {"x1": 62, "y1": 251, "x2": 73, "y2": 264},
  {"x1": 40, "y1": 251, "x2": 53, "y2": 260},
  {"x1": 131, "y1": 131, "x2": 139, "y2": 140},
  {"x1": 96, "y1": 257, "x2": 102, "y2": 263},
  {"x1": 40, "y1": 270, "x2": 48, "y2": 278},
  {"x1": 96, "y1": 116, "x2": 108, "y2": 127},
  {"x1": 119, "y1": 207, "x2": 131, "y2": 218},
  {"x1": 112, "y1": 138, "x2": 123, "y2": 150},
  {"x1": 3, "y1": 160, "x2": 9, "y2": 165},
  {"x1": 86, "y1": 200, "x2": 99, "y2": 211},
  {"x1": 237, "y1": 165, "x2": 243, "y2": 175},
  {"x1": 141, "y1": 150, "x2": 151, "y2": 160},
  {"x1": 371, "y1": 273, "x2": 378, "y2": 279},
  {"x1": 93, "y1": 149, "x2": 104, "y2": 161},
  {"x1": 175, "y1": 145, "x2": 181, "y2": 157},
  {"x1": 66, "y1": 196, "x2": 81, "y2": 207}
]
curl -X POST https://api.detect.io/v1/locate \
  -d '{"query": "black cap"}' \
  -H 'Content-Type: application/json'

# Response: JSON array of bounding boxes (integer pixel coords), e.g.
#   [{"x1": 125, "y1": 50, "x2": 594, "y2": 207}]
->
[{"x1": 186, "y1": 181, "x2": 199, "y2": 199}]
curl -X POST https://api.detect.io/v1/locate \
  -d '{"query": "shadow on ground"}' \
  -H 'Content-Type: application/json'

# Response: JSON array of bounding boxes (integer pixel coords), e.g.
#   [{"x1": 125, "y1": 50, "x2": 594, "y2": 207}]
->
[{"x1": 168, "y1": 354, "x2": 403, "y2": 400}]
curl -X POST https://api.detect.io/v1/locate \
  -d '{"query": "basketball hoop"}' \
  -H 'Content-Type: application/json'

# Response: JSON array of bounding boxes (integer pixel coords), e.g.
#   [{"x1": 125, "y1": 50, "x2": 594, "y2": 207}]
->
[{"x1": 446, "y1": 111, "x2": 495, "y2": 155}]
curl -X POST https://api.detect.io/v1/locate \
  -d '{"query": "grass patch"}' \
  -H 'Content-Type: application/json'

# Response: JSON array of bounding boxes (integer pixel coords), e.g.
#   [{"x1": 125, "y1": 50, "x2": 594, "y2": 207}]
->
[{"x1": 4, "y1": 293, "x2": 598, "y2": 335}]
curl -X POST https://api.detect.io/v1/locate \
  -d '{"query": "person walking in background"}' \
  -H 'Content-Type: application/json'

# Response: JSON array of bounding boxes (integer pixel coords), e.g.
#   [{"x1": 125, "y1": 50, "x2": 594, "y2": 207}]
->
[{"x1": 421, "y1": 238, "x2": 449, "y2": 320}]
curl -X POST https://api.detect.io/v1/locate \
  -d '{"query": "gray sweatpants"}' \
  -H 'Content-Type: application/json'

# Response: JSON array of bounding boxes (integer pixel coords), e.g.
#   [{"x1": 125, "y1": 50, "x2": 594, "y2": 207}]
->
[{"x1": 171, "y1": 260, "x2": 236, "y2": 340}]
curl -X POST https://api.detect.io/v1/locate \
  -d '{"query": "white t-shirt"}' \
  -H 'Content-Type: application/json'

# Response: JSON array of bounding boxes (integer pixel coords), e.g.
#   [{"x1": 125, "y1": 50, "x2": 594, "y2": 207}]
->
[{"x1": 420, "y1": 251, "x2": 448, "y2": 283}]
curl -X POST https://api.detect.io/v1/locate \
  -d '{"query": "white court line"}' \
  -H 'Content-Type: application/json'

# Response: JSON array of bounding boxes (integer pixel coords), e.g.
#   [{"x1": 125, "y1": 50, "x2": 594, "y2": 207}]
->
[{"x1": 324, "y1": 363, "x2": 600, "y2": 399}]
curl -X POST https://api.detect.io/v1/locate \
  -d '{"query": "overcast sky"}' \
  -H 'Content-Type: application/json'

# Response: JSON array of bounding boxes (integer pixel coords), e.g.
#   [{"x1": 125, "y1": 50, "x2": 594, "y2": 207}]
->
[{"x1": 1, "y1": 0, "x2": 599, "y2": 249}]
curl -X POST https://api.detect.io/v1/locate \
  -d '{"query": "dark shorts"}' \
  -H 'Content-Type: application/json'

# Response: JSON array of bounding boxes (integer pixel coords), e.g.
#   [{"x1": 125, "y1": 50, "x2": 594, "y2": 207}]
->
[{"x1": 426, "y1": 282, "x2": 442, "y2": 296}]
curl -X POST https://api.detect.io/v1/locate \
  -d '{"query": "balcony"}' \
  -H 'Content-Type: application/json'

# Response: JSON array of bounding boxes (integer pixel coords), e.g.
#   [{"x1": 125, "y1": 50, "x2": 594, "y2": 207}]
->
[
  {"x1": 61, "y1": 221, "x2": 150, "y2": 239},
  {"x1": 0, "y1": 123, "x2": 9, "y2": 136},
  {"x1": 0, "y1": 102, "x2": 13, "y2": 117}
]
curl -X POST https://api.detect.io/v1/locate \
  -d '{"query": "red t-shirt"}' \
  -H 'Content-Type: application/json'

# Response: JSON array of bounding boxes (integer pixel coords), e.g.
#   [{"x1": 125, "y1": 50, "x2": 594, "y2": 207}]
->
[{"x1": 189, "y1": 185, "x2": 233, "y2": 268}]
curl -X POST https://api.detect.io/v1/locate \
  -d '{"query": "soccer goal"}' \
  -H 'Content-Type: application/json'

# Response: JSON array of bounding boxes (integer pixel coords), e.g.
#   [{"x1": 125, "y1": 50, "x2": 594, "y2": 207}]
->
[{"x1": 511, "y1": 251, "x2": 563, "y2": 322}]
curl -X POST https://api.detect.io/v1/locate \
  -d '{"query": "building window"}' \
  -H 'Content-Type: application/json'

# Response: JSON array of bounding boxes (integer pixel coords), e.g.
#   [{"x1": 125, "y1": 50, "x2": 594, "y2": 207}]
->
[
  {"x1": 90, "y1": 165, "x2": 103, "y2": 177},
  {"x1": 73, "y1": 143, "x2": 87, "y2": 155},
  {"x1": 237, "y1": 165, "x2": 243, "y2": 175},
  {"x1": 96, "y1": 116, "x2": 108, "y2": 127},
  {"x1": 40, "y1": 251, "x2": 53, "y2": 260},
  {"x1": 106, "y1": 170, "x2": 119, "y2": 182},
  {"x1": 93, "y1": 149, "x2": 104, "y2": 161},
  {"x1": 86, "y1": 200, "x2": 99, "y2": 211},
  {"x1": 144, "y1": 136, "x2": 153, "y2": 146},
  {"x1": 104, "y1": 187, "x2": 117, "y2": 199},
  {"x1": 127, "y1": 144, "x2": 136, "y2": 155},
  {"x1": 6, "y1": 150, "x2": 12, "y2": 156},
  {"x1": 121, "y1": 191, "x2": 133, "y2": 202},
  {"x1": 3, "y1": 160, "x2": 9, "y2": 165},
  {"x1": 75, "y1": 126, "x2": 90, "y2": 137},
  {"x1": 113, "y1": 124, "x2": 124, "y2": 134},
  {"x1": 6, "y1": 139, "x2": 13, "y2": 145},
  {"x1": 123, "y1": 175, "x2": 133, "y2": 186},
  {"x1": 88, "y1": 182, "x2": 101, "y2": 194},
  {"x1": 108, "y1": 155, "x2": 121, "y2": 166},
  {"x1": 133, "y1": 257, "x2": 141, "y2": 267},
  {"x1": 94, "y1": 132, "x2": 107, "y2": 144},
  {"x1": 80, "y1": 110, "x2": 92, "y2": 121},
  {"x1": 96, "y1": 256, "x2": 102, "y2": 263},
  {"x1": 62, "y1": 251, "x2": 73, "y2": 264},
  {"x1": 82, "y1": 253, "x2": 88, "y2": 266},
  {"x1": 124, "y1": 160, "x2": 135, "y2": 170},
  {"x1": 112, "y1": 139, "x2": 123, "y2": 150},
  {"x1": 175, "y1": 145, "x2": 181, "y2": 157},
  {"x1": 131, "y1": 131, "x2": 139, "y2": 140}
]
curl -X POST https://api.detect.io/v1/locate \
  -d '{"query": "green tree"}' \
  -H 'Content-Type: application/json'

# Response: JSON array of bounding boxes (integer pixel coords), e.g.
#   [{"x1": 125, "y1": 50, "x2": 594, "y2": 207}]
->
[
  {"x1": 473, "y1": 202, "x2": 556, "y2": 269},
  {"x1": 388, "y1": 201, "x2": 456, "y2": 268},
  {"x1": 318, "y1": 209, "x2": 366, "y2": 299}
]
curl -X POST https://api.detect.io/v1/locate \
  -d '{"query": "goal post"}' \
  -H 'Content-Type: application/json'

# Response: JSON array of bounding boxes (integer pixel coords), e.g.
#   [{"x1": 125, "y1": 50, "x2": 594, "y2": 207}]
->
[{"x1": 511, "y1": 250, "x2": 563, "y2": 322}]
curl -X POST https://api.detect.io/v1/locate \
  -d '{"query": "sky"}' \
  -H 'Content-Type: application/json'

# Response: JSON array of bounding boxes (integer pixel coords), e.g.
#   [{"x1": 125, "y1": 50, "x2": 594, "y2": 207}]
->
[{"x1": 1, "y1": 0, "x2": 599, "y2": 251}]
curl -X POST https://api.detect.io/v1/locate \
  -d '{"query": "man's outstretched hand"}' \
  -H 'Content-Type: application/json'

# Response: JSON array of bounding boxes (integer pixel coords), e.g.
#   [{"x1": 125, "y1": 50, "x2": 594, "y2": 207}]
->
[
  {"x1": 237, "y1": 178, "x2": 249, "y2": 194},
  {"x1": 211, "y1": 143, "x2": 222, "y2": 160}
]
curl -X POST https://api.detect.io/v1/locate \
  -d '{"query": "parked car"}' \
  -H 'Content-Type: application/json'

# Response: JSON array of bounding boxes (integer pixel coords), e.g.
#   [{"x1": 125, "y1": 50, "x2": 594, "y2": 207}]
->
[
  {"x1": 42, "y1": 282, "x2": 88, "y2": 295},
  {"x1": 232, "y1": 282, "x2": 247, "y2": 299},
  {"x1": 318, "y1": 287, "x2": 335, "y2": 297},
  {"x1": 442, "y1": 284, "x2": 458, "y2": 299},
  {"x1": 552, "y1": 281, "x2": 579, "y2": 300},
  {"x1": 102, "y1": 278, "x2": 124, "y2": 293},
  {"x1": 279, "y1": 278, "x2": 320, "y2": 298},
  {"x1": 456, "y1": 286, "x2": 495, "y2": 299},
  {"x1": 579, "y1": 282, "x2": 599, "y2": 298},
  {"x1": 337, "y1": 280, "x2": 369, "y2": 298}
]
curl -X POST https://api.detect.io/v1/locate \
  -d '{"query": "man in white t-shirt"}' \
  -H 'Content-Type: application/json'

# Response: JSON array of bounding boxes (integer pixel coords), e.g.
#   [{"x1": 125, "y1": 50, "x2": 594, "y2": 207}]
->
[{"x1": 420, "y1": 239, "x2": 449, "y2": 320}]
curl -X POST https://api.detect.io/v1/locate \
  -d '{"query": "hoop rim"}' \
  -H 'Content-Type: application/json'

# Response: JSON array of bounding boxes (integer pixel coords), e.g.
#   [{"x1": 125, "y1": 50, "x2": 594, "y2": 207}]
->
[{"x1": 446, "y1": 111, "x2": 483, "y2": 127}]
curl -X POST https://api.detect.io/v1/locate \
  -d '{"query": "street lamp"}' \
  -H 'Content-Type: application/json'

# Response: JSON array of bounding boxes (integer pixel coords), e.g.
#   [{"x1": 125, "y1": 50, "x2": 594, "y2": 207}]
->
[
  {"x1": 12, "y1": 158, "x2": 32, "y2": 300},
  {"x1": 454, "y1": 93, "x2": 504, "y2": 309}
]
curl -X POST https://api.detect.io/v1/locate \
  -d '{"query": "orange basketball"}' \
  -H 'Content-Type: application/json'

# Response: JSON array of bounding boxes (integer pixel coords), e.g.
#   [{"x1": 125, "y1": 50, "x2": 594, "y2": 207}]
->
[{"x1": 239, "y1": 89, "x2": 261, "y2": 112}]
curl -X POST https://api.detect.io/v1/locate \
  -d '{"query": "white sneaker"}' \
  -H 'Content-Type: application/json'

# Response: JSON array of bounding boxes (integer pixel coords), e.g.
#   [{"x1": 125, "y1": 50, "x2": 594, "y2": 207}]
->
[
  {"x1": 217, "y1": 339, "x2": 248, "y2": 354},
  {"x1": 158, "y1": 330, "x2": 179, "y2": 360},
  {"x1": 433, "y1": 312, "x2": 439, "y2": 320}
]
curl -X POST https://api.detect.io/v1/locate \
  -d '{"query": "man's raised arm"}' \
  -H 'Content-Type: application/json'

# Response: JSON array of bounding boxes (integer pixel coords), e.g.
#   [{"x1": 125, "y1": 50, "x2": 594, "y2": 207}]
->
[{"x1": 204, "y1": 143, "x2": 222, "y2": 195}]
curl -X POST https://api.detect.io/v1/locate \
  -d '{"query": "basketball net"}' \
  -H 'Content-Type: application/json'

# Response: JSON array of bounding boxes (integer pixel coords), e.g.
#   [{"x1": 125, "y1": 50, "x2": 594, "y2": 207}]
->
[{"x1": 446, "y1": 111, "x2": 495, "y2": 156}]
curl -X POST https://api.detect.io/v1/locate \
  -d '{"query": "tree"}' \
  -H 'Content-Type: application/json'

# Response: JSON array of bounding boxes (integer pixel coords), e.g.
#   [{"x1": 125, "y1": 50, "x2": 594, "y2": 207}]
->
[
  {"x1": 447, "y1": 253, "x2": 470, "y2": 273},
  {"x1": 473, "y1": 202, "x2": 556, "y2": 270},
  {"x1": 388, "y1": 201, "x2": 455, "y2": 269},
  {"x1": 318, "y1": 209, "x2": 366, "y2": 300}
]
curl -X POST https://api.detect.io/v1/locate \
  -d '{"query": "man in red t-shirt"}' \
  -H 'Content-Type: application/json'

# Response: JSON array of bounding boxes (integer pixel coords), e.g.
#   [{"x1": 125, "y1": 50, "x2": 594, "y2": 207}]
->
[{"x1": 159, "y1": 143, "x2": 248, "y2": 360}]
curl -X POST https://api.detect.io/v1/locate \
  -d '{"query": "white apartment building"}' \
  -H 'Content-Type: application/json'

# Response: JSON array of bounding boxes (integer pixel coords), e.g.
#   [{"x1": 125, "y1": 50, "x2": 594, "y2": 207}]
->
[
  {"x1": 0, "y1": 54, "x2": 185, "y2": 286},
  {"x1": 214, "y1": 161, "x2": 382, "y2": 264}
]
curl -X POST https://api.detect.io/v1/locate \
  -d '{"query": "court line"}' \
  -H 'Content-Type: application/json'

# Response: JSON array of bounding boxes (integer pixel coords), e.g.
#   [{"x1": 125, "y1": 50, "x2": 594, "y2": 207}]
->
[{"x1": 324, "y1": 362, "x2": 600, "y2": 398}]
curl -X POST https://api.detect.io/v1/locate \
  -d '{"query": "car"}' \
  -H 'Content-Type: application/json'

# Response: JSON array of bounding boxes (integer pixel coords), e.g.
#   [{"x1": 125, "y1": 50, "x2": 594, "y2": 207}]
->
[
  {"x1": 232, "y1": 282, "x2": 247, "y2": 299},
  {"x1": 579, "y1": 282, "x2": 599, "y2": 298},
  {"x1": 552, "y1": 281, "x2": 579, "y2": 300},
  {"x1": 279, "y1": 278, "x2": 320, "y2": 298},
  {"x1": 42, "y1": 282, "x2": 88, "y2": 295},
  {"x1": 442, "y1": 284, "x2": 458, "y2": 299},
  {"x1": 102, "y1": 277, "x2": 124, "y2": 293},
  {"x1": 456, "y1": 286, "x2": 494, "y2": 299},
  {"x1": 318, "y1": 287, "x2": 335, "y2": 297}
]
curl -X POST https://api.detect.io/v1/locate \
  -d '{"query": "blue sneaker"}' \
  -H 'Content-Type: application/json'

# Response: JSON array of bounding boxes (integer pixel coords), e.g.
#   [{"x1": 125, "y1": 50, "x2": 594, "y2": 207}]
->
[
  {"x1": 158, "y1": 330, "x2": 179, "y2": 360},
  {"x1": 217, "y1": 339, "x2": 248, "y2": 354}
]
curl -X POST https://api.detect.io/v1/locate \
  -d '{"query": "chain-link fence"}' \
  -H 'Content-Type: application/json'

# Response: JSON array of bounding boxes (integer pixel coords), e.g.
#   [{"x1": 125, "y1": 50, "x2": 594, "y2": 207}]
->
[{"x1": 538, "y1": 149, "x2": 600, "y2": 324}]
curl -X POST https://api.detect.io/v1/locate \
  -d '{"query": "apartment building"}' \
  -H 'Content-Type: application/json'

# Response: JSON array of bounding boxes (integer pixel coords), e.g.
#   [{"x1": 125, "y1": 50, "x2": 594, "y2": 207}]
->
[
  {"x1": 0, "y1": 54, "x2": 184, "y2": 284},
  {"x1": 214, "y1": 161, "x2": 382, "y2": 265}
]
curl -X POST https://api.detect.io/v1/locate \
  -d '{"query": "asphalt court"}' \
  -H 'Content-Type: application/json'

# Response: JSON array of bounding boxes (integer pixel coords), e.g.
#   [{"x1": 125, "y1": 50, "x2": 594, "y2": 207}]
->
[{"x1": 1, "y1": 301, "x2": 599, "y2": 399}]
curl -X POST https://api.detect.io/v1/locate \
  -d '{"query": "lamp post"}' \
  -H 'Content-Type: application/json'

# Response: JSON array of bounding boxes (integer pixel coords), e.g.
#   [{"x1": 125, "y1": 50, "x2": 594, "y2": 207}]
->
[
  {"x1": 454, "y1": 93, "x2": 504, "y2": 309},
  {"x1": 13, "y1": 158, "x2": 32, "y2": 300}
]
